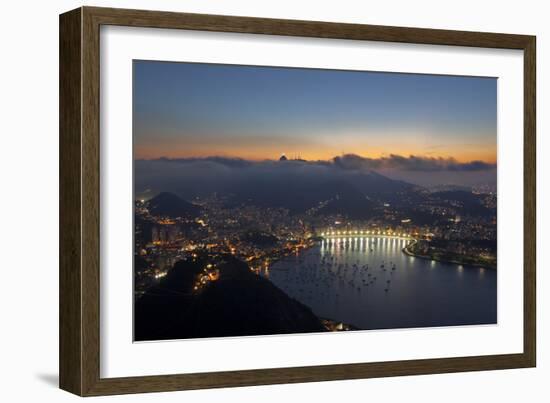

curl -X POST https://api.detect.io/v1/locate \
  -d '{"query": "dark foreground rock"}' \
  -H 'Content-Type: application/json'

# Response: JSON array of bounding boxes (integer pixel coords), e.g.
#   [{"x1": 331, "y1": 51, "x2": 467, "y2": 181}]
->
[{"x1": 135, "y1": 254, "x2": 326, "y2": 341}]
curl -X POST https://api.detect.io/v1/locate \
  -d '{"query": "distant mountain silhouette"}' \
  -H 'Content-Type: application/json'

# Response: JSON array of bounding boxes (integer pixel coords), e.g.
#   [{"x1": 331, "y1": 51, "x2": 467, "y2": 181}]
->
[
  {"x1": 135, "y1": 158, "x2": 418, "y2": 217},
  {"x1": 147, "y1": 192, "x2": 201, "y2": 218},
  {"x1": 341, "y1": 170, "x2": 415, "y2": 198},
  {"x1": 223, "y1": 171, "x2": 410, "y2": 219},
  {"x1": 135, "y1": 255, "x2": 325, "y2": 340},
  {"x1": 316, "y1": 182, "x2": 378, "y2": 220}
]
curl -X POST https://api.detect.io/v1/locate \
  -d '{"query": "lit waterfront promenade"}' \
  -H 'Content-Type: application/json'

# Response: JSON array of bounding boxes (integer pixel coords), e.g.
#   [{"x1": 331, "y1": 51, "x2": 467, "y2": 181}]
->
[{"x1": 319, "y1": 230, "x2": 414, "y2": 240}]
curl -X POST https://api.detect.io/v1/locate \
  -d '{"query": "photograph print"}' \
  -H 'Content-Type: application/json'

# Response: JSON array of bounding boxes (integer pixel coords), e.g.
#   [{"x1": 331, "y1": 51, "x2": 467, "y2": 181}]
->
[{"x1": 133, "y1": 61, "x2": 497, "y2": 341}]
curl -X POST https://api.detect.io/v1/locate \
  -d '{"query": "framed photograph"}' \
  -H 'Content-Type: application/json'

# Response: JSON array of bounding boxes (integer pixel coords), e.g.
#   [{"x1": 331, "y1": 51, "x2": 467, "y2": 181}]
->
[{"x1": 59, "y1": 6, "x2": 536, "y2": 396}]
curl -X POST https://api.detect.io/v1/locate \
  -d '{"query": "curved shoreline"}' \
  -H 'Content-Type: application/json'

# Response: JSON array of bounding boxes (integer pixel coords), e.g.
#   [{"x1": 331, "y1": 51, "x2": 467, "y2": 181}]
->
[{"x1": 402, "y1": 239, "x2": 496, "y2": 270}]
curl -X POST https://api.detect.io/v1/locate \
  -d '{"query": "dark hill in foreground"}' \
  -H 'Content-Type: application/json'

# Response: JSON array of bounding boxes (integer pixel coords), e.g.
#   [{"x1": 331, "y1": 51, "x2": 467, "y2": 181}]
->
[{"x1": 134, "y1": 255, "x2": 325, "y2": 341}]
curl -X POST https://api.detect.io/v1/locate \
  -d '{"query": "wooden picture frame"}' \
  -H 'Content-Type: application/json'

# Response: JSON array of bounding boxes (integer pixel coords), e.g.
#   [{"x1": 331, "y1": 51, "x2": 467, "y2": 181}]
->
[{"x1": 59, "y1": 6, "x2": 536, "y2": 396}]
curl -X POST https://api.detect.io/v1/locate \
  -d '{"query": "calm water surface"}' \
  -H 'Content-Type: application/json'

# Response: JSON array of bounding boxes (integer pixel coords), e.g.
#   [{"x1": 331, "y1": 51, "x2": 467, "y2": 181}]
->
[{"x1": 261, "y1": 237, "x2": 496, "y2": 330}]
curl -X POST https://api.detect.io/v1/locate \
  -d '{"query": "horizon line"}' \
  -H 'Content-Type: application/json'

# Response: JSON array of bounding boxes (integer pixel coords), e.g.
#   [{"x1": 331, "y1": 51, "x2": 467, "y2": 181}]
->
[{"x1": 133, "y1": 153, "x2": 497, "y2": 165}]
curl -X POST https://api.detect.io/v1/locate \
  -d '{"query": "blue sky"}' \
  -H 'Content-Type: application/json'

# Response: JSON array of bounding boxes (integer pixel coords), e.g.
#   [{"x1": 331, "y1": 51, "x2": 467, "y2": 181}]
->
[{"x1": 133, "y1": 60, "x2": 496, "y2": 163}]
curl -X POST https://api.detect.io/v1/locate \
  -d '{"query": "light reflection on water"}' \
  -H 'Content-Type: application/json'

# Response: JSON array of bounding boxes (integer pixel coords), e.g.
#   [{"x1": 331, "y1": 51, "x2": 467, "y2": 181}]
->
[{"x1": 261, "y1": 236, "x2": 496, "y2": 330}]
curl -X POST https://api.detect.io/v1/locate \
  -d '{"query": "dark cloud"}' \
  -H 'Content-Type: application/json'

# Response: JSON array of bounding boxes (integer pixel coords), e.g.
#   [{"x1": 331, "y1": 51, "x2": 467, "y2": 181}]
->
[
  {"x1": 158, "y1": 156, "x2": 253, "y2": 168},
  {"x1": 333, "y1": 154, "x2": 496, "y2": 172},
  {"x1": 149, "y1": 153, "x2": 495, "y2": 173}
]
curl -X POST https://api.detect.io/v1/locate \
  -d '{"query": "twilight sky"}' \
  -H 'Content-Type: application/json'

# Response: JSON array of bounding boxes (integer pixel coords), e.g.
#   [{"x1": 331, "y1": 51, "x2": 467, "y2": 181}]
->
[{"x1": 133, "y1": 60, "x2": 496, "y2": 166}]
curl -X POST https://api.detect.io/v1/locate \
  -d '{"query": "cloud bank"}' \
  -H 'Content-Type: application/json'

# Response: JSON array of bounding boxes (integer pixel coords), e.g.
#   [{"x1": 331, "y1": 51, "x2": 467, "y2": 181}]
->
[
  {"x1": 156, "y1": 153, "x2": 496, "y2": 173},
  {"x1": 135, "y1": 154, "x2": 496, "y2": 198},
  {"x1": 333, "y1": 154, "x2": 496, "y2": 172}
]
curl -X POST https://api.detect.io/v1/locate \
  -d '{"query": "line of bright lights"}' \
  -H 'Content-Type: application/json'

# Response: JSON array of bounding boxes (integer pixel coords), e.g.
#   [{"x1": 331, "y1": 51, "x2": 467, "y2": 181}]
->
[{"x1": 321, "y1": 230, "x2": 411, "y2": 238}]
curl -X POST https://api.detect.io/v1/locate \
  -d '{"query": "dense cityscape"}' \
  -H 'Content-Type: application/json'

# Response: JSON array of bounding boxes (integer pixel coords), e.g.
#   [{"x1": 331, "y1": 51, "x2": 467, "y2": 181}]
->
[{"x1": 134, "y1": 159, "x2": 497, "y2": 303}]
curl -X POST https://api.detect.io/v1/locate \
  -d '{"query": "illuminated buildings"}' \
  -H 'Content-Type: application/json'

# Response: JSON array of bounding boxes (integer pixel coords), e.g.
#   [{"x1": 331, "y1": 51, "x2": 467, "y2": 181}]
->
[
  {"x1": 152, "y1": 223, "x2": 180, "y2": 244},
  {"x1": 134, "y1": 186, "x2": 497, "y2": 299}
]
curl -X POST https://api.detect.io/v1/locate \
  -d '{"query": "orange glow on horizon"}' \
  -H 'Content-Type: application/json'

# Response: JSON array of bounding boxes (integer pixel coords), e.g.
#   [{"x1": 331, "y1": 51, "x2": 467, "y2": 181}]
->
[
  {"x1": 134, "y1": 146, "x2": 496, "y2": 165},
  {"x1": 135, "y1": 127, "x2": 496, "y2": 164}
]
